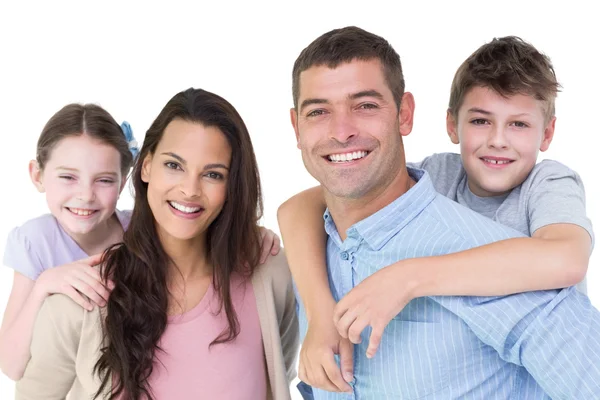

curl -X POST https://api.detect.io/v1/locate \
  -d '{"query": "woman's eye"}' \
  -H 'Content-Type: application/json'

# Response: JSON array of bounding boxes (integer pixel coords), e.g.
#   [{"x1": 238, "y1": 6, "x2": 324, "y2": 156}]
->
[
  {"x1": 206, "y1": 172, "x2": 224, "y2": 180},
  {"x1": 165, "y1": 162, "x2": 181, "y2": 170}
]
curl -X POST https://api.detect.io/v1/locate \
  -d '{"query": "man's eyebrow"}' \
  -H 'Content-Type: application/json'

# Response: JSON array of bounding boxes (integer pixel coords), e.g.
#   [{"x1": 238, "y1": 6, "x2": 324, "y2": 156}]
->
[
  {"x1": 299, "y1": 90, "x2": 386, "y2": 113},
  {"x1": 349, "y1": 90, "x2": 384, "y2": 101},
  {"x1": 299, "y1": 98, "x2": 329, "y2": 113}
]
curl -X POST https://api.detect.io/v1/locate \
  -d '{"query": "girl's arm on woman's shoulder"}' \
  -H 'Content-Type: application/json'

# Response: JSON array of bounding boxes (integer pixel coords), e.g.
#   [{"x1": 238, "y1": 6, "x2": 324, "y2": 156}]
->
[
  {"x1": 0, "y1": 272, "x2": 45, "y2": 380},
  {"x1": 0, "y1": 253, "x2": 107, "y2": 380},
  {"x1": 15, "y1": 293, "x2": 84, "y2": 399}
]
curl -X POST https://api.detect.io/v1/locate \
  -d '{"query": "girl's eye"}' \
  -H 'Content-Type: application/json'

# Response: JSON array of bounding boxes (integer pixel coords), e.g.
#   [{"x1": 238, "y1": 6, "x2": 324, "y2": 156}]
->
[
  {"x1": 98, "y1": 179, "x2": 115, "y2": 184},
  {"x1": 470, "y1": 118, "x2": 489, "y2": 125},
  {"x1": 59, "y1": 175, "x2": 75, "y2": 181},
  {"x1": 165, "y1": 162, "x2": 181, "y2": 170}
]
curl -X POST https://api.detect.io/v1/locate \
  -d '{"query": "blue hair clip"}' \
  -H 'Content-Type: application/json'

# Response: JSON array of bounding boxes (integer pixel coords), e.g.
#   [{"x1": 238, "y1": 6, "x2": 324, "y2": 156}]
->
[{"x1": 120, "y1": 121, "x2": 139, "y2": 157}]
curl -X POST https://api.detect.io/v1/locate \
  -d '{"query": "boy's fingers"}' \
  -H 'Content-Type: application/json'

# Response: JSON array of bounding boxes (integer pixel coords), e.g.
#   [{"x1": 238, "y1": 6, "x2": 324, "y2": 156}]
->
[
  {"x1": 335, "y1": 309, "x2": 359, "y2": 340},
  {"x1": 339, "y1": 338, "x2": 355, "y2": 383},
  {"x1": 314, "y1": 365, "x2": 344, "y2": 392},
  {"x1": 366, "y1": 324, "x2": 384, "y2": 358},
  {"x1": 322, "y1": 352, "x2": 352, "y2": 392},
  {"x1": 348, "y1": 316, "x2": 369, "y2": 344}
]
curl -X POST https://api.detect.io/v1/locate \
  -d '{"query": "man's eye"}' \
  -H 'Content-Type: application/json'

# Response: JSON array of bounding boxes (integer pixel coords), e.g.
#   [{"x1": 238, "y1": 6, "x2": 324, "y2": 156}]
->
[{"x1": 306, "y1": 109, "x2": 325, "y2": 117}]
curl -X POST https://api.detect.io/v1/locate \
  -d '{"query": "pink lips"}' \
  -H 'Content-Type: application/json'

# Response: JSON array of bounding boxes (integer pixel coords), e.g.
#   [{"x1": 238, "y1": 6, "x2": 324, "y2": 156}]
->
[
  {"x1": 66, "y1": 207, "x2": 98, "y2": 219},
  {"x1": 168, "y1": 201, "x2": 204, "y2": 220},
  {"x1": 480, "y1": 156, "x2": 514, "y2": 169}
]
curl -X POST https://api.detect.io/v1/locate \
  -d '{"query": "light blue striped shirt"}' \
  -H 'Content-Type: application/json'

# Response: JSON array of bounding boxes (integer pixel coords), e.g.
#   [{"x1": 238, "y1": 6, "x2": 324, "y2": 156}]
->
[{"x1": 295, "y1": 168, "x2": 600, "y2": 399}]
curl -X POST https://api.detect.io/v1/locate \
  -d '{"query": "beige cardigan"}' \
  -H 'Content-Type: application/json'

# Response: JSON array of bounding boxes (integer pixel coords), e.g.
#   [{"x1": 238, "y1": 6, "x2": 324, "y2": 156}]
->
[{"x1": 16, "y1": 252, "x2": 298, "y2": 400}]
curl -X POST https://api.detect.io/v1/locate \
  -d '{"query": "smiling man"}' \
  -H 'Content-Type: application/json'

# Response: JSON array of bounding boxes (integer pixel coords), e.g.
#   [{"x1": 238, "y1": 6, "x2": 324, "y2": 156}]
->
[{"x1": 287, "y1": 26, "x2": 600, "y2": 399}]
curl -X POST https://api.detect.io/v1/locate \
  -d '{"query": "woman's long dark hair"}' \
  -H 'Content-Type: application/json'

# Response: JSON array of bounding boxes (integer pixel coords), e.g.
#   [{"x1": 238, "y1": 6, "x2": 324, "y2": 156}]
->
[{"x1": 94, "y1": 88, "x2": 263, "y2": 399}]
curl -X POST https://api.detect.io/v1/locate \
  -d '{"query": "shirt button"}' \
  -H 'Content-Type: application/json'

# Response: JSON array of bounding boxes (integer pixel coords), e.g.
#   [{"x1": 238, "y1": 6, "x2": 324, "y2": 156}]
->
[{"x1": 341, "y1": 251, "x2": 349, "y2": 260}]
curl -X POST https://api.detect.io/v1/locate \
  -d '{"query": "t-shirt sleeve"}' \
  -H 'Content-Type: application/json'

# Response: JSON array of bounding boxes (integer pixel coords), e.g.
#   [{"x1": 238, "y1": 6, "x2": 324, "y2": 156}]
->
[
  {"x1": 526, "y1": 160, "x2": 594, "y2": 246},
  {"x1": 409, "y1": 153, "x2": 465, "y2": 198},
  {"x1": 3, "y1": 226, "x2": 44, "y2": 281}
]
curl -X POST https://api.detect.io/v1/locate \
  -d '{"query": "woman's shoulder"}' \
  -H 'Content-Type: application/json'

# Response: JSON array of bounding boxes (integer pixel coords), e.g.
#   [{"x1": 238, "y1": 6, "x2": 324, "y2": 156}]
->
[
  {"x1": 41, "y1": 293, "x2": 103, "y2": 336},
  {"x1": 252, "y1": 251, "x2": 291, "y2": 286}
]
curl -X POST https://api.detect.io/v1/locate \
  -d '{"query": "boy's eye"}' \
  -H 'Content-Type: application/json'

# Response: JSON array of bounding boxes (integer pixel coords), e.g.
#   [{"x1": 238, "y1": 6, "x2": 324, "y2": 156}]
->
[
  {"x1": 470, "y1": 118, "x2": 489, "y2": 125},
  {"x1": 59, "y1": 175, "x2": 75, "y2": 181},
  {"x1": 165, "y1": 161, "x2": 182, "y2": 170},
  {"x1": 512, "y1": 121, "x2": 529, "y2": 128}
]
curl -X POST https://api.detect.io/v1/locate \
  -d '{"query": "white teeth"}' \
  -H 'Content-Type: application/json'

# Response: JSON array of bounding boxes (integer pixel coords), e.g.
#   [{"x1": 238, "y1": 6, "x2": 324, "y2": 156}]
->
[
  {"x1": 69, "y1": 208, "x2": 95, "y2": 216},
  {"x1": 169, "y1": 201, "x2": 201, "y2": 214},
  {"x1": 328, "y1": 151, "x2": 368, "y2": 163},
  {"x1": 483, "y1": 158, "x2": 511, "y2": 165}
]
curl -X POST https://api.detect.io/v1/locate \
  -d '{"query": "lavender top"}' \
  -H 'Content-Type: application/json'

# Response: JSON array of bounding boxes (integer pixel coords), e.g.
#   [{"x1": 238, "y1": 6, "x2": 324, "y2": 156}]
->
[{"x1": 3, "y1": 210, "x2": 131, "y2": 280}]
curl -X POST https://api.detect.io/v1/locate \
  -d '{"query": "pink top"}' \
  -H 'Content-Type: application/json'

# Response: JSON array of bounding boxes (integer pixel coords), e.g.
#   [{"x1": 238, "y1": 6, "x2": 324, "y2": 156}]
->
[{"x1": 147, "y1": 273, "x2": 267, "y2": 399}]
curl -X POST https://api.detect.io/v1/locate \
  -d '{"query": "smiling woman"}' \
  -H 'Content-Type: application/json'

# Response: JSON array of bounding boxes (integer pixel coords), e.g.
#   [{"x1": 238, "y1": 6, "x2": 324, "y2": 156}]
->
[{"x1": 15, "y1": 88, "x2": 298, "y2": 400}]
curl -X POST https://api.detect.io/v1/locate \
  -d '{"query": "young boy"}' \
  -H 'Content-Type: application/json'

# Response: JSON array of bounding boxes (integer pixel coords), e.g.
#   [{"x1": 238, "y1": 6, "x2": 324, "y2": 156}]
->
[{"x1": 278, "y1": 36, "x2": 594, "y2": 393}]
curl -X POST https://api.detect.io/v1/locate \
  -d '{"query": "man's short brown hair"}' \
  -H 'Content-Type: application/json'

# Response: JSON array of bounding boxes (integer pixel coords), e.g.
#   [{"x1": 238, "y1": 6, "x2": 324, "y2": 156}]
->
[{"x1": 292, "y1": 26, "x2": 405, "y2": 111}]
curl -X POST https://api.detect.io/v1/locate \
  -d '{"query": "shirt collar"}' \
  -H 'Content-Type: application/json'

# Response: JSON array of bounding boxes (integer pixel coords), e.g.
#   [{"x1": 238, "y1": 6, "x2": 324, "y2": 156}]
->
[{"x1": 323, "y1": 167, "x2": 438, "y2": 250}]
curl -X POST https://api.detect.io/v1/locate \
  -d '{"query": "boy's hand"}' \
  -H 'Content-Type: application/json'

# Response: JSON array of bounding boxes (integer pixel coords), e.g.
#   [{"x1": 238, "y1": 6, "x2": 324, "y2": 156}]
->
[
  {"x1": 258, "y1": 227, "x2": 281, "y2": 263},
  {"x1": 35, "y1": 253, "x2": 114, "y2": 311},
  {"x1": 298, "y1": 313, "x2": 354, "y2": 393},
  {"x1": 333, "y1": 261, "x2": 419, "y2": 358}
]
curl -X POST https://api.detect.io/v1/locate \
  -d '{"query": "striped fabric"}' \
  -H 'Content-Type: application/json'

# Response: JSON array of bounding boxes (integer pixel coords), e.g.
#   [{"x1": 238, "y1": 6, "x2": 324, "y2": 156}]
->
[{"x1": 295, "y1": 168, "x2": 600, "y2": 399}]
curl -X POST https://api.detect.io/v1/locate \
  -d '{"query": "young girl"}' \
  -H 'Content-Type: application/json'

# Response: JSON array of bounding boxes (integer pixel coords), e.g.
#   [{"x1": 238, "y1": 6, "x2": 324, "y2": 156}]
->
[
  {"x1": 1, "y1": 103, "x2": 281, "y2": 382},
  {"x1": 16, "y1": 88, "x2": 298, "y2": 400},
  {"x1": 0, "y1": 103, "x2": 135, "y2": 381}
]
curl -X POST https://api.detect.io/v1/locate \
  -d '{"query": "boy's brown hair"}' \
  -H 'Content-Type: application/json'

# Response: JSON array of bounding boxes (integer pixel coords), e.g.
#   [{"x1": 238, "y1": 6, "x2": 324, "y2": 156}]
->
[{"x1": 448, "y1": 36, "x2": 560, "y2": 121}]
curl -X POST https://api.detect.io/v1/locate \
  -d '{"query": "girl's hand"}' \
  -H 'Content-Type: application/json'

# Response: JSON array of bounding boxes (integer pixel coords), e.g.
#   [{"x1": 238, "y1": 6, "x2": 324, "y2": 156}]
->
[
  {"x1": 35, "y1": 254, "x2": 114, "y2": 311},
  {"x1": 259, "y1": 227, "x2": 281, "y2": 264}
]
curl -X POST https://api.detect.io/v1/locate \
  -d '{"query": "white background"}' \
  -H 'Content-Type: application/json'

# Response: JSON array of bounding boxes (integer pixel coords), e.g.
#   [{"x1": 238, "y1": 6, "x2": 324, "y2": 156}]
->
[{"x1": 0, "y1": 1, "x2": 598, "y2": 398}]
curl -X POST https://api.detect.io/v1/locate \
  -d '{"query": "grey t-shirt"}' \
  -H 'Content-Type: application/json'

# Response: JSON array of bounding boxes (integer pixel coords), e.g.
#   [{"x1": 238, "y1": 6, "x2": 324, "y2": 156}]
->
[{"x1": 408, "y1": 152, "x2": 594, "y2": 293}]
